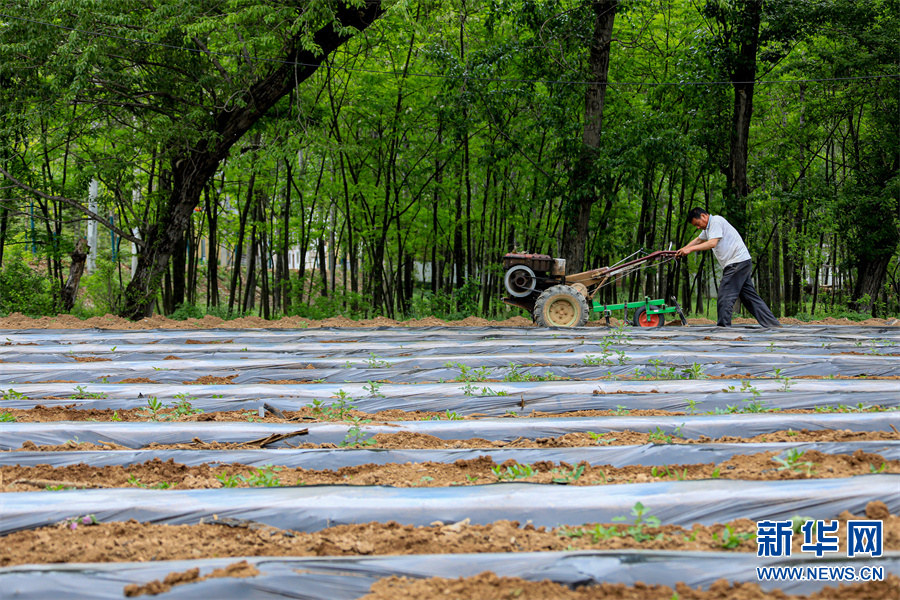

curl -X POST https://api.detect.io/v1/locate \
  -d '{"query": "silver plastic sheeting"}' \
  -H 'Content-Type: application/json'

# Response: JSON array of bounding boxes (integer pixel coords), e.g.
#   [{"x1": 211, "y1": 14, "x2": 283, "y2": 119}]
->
[
  {"x1": 4, "y1": 441, "x2": 898, "y2": 469},
  {"x1": 0, "y1": 412, "x2": 895, "y2": 450},
  {"x1": 2, "y1": 475, "x2": 897, "y2": 536},
  {"x1": 1, "y1": 389, "x2": 896, "y2": 415},
  {"x1": 2, "y1": 551, "x2": 898, "y2": 600}
]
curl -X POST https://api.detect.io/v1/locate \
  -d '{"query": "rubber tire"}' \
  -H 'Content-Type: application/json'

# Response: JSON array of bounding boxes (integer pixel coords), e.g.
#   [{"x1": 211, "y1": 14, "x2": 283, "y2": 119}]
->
[
  {"x1": 533, "y1": 285, "x2": 589, "y2": 327},
  {"x1": 633, "y1": 306, "x2": 665, "y2": 328}
]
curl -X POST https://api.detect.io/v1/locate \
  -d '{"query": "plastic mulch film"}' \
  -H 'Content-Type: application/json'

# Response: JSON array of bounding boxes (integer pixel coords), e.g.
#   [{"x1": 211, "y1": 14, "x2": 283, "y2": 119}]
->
[
  {"x1": 2, "y1": 475, "x2": 897, "y2": 536},
  {"x1": 2, "y1": 354, "x2": 899, "y2": 383},
  {"x1": 1, "y1": 389, "x2": 896, "y2": 415},
  {"x1": 2, "y1": 551, "x2": 898, "y2": 600},
  {"x1": 1, "y1": 413, "x2": 895, "y2": 450},
  {"x1": 2, "y1": 441, "x2": 898, "y2": 469}
]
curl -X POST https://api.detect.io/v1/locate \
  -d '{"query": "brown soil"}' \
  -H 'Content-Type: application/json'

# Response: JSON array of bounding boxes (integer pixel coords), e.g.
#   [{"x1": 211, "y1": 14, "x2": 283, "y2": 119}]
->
[
  {"x1": 2, "y1": 449, "x2": 896, "y2": 492},
  {"x1": 3, "y1": 404, "x2": 894, "y2": 424},
  {"x1": 360, "y1": 572, "x2": 899, "y2": 600},
  {"x1": 124, "y1": 560, "x2": 258, "y2": 597},
  {"x1": 0, "y1": 502, "x2": 895, "y2": 568},
  {"x1": 10, "y1": 427, "x2": 897, "y2": 453},
  {"x1": 0, "y1": 312, "x2": 895, "y2": 329}
]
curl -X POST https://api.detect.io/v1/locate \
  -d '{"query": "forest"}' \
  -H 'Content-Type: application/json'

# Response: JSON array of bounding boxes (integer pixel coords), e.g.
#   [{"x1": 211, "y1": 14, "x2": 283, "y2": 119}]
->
[{"x1": 0, "y1": 0, "x2": 897, "y2": 322}]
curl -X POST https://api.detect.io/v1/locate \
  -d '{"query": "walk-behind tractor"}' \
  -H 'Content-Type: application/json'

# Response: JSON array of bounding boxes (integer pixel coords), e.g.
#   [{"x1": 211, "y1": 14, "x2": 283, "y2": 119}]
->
[{"x1": 502, "y1": 251, "x2": 688, "y2": 328}]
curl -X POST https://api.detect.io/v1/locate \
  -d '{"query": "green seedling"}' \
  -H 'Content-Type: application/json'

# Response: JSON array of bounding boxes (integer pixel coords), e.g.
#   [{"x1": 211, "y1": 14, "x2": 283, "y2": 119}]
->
[
  {"x1": 216, "y1": 472, "x2": 242, "y2": 487},
  {"x1": 648, "y1": 427, "x2": 673, "y2": 444},
  {"x1": 241, "y1": 465, "x2": 283, "y2": 487},
  {"x1": 774, "y1": 448, "x2": 816, "y2": 476},
  {"x1": 613, "y1": 405, "x2": 630, "y2": 416},
  {"x1": 587, "y1": 431, "x2": 617, "y2": 445},
  {"x1": 0, "y1": 411, "x2": 15, "y2": 422},
  {"x1": 682, "y1": 363, "x2": 709, "y2": 380},
  {"x1": 685, "y1": 399, "x2": 701, "y2": 414},
  {"x1": 420, "y1": 476, "x2": 435, "y2": 483},
  {"x1": 773, "y1": 368, "x2": 794, "y2": 392},
  {"x1": 716, "y1": 525, "x2": 756, "y2": 549},
  {"x1": 551, "y1": 464, "x2": 585, "y2": 484},
  {"x1": 363, "y1": 353, "x2": 390, "y2": 368},
  {"x1": 340, "y1": 417, "x2": 376, "y2": 447},
  {"x1": 110, "y1": 411, "x2": 121, "y2": 422},
  {"x1": 140, "y1": 396, "x2": 165, "y2": 421},
  {"x1": 492, "y1": 462, "x2": 535, "y2": 480},
  {"x1": 45, "y1": 485, "x2": 75, "y2": 491},
  {"x1": 613, "y1": 502, "x2": 663, "y2": 543},
  {"x1": 70, "y1": 386, "x2": 108, "y2": 400},
  {"x1": 363, "y1": 380, "x2": 385, "y2": 398},
  {"x1": 2, "y1": 389, "x2": 27, "y2": 401},
  {"x1": 870, "y1": 462, "x2": 888, "y2": 474}
]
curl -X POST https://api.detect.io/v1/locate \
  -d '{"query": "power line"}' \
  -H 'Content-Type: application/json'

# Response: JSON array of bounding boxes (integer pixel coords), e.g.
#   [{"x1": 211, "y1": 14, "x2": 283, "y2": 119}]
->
[{"x1": 0, "y1": 11, "x2": 896, "y2": 88}]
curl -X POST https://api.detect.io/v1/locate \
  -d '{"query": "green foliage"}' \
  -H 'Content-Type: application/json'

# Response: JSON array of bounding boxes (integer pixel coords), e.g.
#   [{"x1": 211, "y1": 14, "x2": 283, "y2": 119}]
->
[
  {"x1": 170, "y1": 302, "x2": 205, "y2": 321},
  {"x1": 0, "y1": 252, "x2": 58, "y2": 316},
  {"x1": 241, "y1": 466, "x2": 283, "y2": 487},
  {"x1": 0, "y1": 411, "x2": 16, "y2": 422},
  {"x1": 492, "y1": 462, "x2": 535, "y2": 481}
]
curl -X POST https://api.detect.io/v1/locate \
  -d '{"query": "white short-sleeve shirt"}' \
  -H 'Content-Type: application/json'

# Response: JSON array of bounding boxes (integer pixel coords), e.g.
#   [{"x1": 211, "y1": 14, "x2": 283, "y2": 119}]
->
[{"x1": 699, "y1": 215, "x2": 752, "y2": 268}]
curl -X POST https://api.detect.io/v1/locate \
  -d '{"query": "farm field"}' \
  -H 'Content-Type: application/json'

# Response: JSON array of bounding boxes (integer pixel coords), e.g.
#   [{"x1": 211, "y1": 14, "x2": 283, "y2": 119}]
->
[{"x1": 1, "y1": 322, "x2": 898, "y2": 599}]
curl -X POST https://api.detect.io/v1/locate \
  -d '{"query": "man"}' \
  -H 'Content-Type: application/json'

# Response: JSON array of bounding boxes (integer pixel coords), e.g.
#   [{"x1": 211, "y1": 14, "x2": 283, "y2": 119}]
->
[{"x1": 676, "y1": 208, "x2": 782, "y2": 328}]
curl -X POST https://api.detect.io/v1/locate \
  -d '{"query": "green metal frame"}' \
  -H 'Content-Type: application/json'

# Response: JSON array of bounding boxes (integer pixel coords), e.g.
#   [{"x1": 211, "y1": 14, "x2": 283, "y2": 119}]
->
[{"x1": 590, "y1": 296, "x2": 688, "y2": 326}]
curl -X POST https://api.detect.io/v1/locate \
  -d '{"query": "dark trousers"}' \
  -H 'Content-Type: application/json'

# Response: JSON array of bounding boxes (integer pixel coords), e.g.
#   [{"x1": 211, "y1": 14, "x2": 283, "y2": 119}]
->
[{"x1": 718, "y1": 260, "x2": 782, "y2": 328}]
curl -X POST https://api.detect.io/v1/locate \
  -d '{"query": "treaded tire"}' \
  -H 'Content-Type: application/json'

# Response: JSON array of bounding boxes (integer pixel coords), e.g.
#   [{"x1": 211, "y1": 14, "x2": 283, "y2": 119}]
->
[
  {"x1": 633, "y1": 305, "x2": 665, "y2": 328},
  {"x1": 533, "y1": 285, "x2": 589, "y2": 327}
]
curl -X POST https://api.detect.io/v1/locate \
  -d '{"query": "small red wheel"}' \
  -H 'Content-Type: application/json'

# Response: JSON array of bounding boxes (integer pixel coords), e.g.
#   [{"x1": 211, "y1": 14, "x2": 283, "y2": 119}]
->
[{"x1": 633, "y1": 306, "x2": 664, "y2": 328}]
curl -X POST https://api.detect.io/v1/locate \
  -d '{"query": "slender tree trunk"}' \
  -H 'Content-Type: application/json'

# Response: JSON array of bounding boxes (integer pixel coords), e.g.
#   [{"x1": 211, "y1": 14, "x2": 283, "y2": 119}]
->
[
  {"x1": 61, "y1": 238, "x2": 89, "y2": 311},
  {"x1": 560, "y1": 0, "x2": 618, "y2": 273}
]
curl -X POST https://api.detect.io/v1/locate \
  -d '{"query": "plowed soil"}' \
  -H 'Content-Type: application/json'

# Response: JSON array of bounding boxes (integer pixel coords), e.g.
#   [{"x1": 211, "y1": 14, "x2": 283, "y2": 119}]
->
[
  {"x1": 359, "y1": 572, "x2": 900, "y2": 600},
  {"x1": 2, "y1": 449, "x2": 896, "y2": 492},
  {"x1": 1, "y1": 502, "x2": 894, "y2": 568},
  {"x1": 2, "y1": 404, "x2": 893, "y2": 423},
  {"x1": 10, "y1": 427, "x2": 898, "y2": 453},
  {"x1": 0, "y1": 312, "x2": 895, "y2": 329}
]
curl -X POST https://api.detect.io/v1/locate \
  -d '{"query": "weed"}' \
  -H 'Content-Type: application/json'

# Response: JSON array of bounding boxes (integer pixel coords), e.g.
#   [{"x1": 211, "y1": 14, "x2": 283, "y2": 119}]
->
[
  {"x1": 613, "y1": 405, "x2": 630, "y2": 416},
  {"x1": 492, "y1": 462, "x2": 535, "y2": 480},
  {"x1": 126, "y1": 475, "x2": 172, "y2": 490},
  {"x1": 0, "y1": 411, "x2": 15, "y2": 422},
  {"x1": 241, "y1": 466, "x2": 283, "y2": 487},
  {"x1": 45, "y1": 485, "x2": 75, "y2": 491},
  {"x1": 870, "y1": 462, "x2": 888, "y2": 474},
  {"x1": 110, "y1": 411, "x2": 121, "y2": 422},
  {"x1": 465, "y1": 474, "x2": 478, "y2": 483},
  {"x1": 551, "y1": 464, "x2": 585, "y2": 484},
  {"x1": 2, "y1": 389, "x2": 26, "y2": 401},
  {"x1": 420, "y1": 476, "x2": 435, "y2": 483},
  {"x1": 711, "y1": 467, "x2": 721, "y2": 478}
]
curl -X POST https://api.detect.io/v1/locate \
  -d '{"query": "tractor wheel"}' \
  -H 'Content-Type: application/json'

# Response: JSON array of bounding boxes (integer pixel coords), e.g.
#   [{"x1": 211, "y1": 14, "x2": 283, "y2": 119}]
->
[
  {"x1": 533, "y1": 285, "x2": 589, "y2": 327},
  {"x1": 633, "y1": 306, "x2": 665, "y2": 328}
]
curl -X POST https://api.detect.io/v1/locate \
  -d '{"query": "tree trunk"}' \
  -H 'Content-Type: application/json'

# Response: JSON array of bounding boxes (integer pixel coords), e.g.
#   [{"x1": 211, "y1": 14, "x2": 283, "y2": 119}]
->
[
  {"x1": 61, "y1": 238, "x2": 89, "y2": 311},
  {"x1": 118, "y1": 1, "x2": 384, "y2": 320},
  {"x1": 560, "y1": 0, "x2": 618, "y2": 273},
  {"x1": 722, "y1": 0, "x2": 762, "y2": 239}
]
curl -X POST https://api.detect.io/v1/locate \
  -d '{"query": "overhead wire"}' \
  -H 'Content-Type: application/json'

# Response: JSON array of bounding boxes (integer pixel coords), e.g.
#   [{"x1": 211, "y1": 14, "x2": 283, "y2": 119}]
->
[{"x1": 0, "y1": 12, "x2": 895, "y2": 88}]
